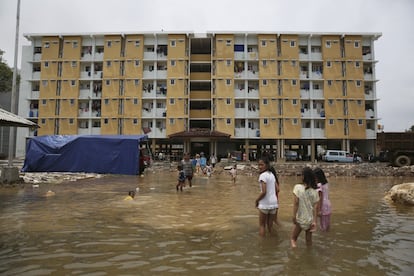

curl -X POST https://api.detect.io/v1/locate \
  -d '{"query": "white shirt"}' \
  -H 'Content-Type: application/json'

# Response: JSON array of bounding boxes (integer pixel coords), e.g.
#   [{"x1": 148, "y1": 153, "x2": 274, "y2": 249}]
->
[{"x1": 258, "y1": 171, "x2": 278, "y2": 209}]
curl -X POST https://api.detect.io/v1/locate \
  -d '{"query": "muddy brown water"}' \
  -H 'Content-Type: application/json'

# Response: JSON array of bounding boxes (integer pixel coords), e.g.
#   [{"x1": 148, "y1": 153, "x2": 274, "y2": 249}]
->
[{"x1": 0, "y1": 171, "x2": 413, "y2": 275}]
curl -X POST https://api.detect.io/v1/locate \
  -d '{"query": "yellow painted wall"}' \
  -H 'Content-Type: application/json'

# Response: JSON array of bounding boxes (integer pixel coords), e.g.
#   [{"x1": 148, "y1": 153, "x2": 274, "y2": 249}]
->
[
  {"x1": 38, "y1": 99, "x2": 56, "y2": 117},
  {"x1": 324, "y1": 60, "x2": 343, "y2": 79},
  {"x1": 39, "y1": 80, "x2": 55, "y2": 98},
  {"x1": 215, "y1": 98, "x2": 234, "y2": 117},
  {"x1": 343, "y1": 35, "x2": 362, "y2": 59},
  {"x1": 41, "y1": 61, "x2": 58, "y2": 79},
  {"x1": 123, "y1": 98, "x2": 141, "y2": 116},
  {"x1": 123, "y1": 118, "x2": 142, "y2": 135},
  {"x1": 326, "y1": 119, "x2": 345, "y2": 138},
  {"x1": 166, "y1": 117, "x2": 186, "y2": 136},
  {"x1": 348, "y1": 119, "x2": 366, "y2": 139},
  {"x1": 168, "y1": 79, "x2": 186, "y2": 97},
  {"x1": 168, "y1": 59, "x2": 187, "y2": 78},
  {"x1": 321, "y1": 35, "x2": 342, "y2": 59},
  {"x1": 62, "y1": 60, "x2": 80, "y2": 79},
  {"x1": 258, "y1": 34, "x2": 278, "y2": 59},
  {"x1": 325, "y1": 99, "x2": 344, "y2": 117},
  {"x1": 260, "y1": 119, "x2": 278, "y2": 138},
  {"x1": 101, "y1": 98, "x2": 119, "y2": 116},
  {"x1": 102, "y1": 79, "x2": 120, "y2": 98},
  {"x1": 38, "y1": 118, "x2": 55, "y2": 135},
  {"x1": 58, "y1": 118, "x2": 77, "y2": 134},
  {"x1": 345, "y1": 61, "x2": 363, "y2": 78},
  {"x1": 215, "y1": 118, "x2": 233, "y2": 136},
  {"x1": 280, "y1": 60, "x2": 298, "y2": 78},
  {"x1": 101, "y1": 118, "x2": 118, "y2": 134},
  {"x1": 282, "y1": 99, "x2": 301, "y2": 118},
  {"x1": 215, "y1": 34, "x2": 234, "y2": 59},
  {"x1": 214, "y1": 60, "x2": 233, "y2": 77},
  {"x1": 104, "y1": 35, "x2": 122, "y2": 59},
  {"x1": 41, "y1": 37, "x2": 60, "y2": 60},
  {"x1": 260, "y1": 98, "x2": 279, "y2": 117},
  {"x1": 167, "y1": 98, "x2": 186, "y2": 117},
  {"x1": 124, "y1": 60, "x2": 143, "y2": 78},
  {"x1": 125, "y1": 35, "x2": 144, "y2": 59},
  {"x1": 282, "y1": 118, "x2": 301, "y2": 138},
  {"x1": 124, "y1": 79, "x2": 141, "y2": 97},
  {"x1": 62, "y1": 36, "x2": 82, "y2": 60},
  {"x1": 347, "y1": 100, "x2": 365, "y2": 117},
  {"x1": 282, "y1": 79, "x2": 300, "y2": 98},
  {"x1": 59, "y1": 99, "x2": 78, "y2": 117},
  {"x1": 259, "y1": 79, "x2": 278, "y2": 97},
  {"x1": 346, "y1": 80, "x2": 364, "y2": 98},
  {"x1": 104, "y1": 60, "x2": 121, "y2": 78},
  {"x1": 168, "y1": 34, "x2": 188, "y2": 58},
  {"x1": 214, "y1": 79, "x2": 233, "y2": 97},
  {"x1": 60, "y1": 79, "x2": 79, "y2": 98},
  {"x1": 324, "y1": 80, "x2": 343, "y2": 98},
  {"x1": 259, "y1": 60, "x2": 277, "y2": 78},
  {"x1": 279, "y1": 35, "x2": 298, "y2": 59}
]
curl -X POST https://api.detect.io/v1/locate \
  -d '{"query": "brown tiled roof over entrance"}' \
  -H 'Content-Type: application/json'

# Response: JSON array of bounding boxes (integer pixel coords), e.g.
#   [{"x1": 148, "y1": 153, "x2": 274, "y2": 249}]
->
[{"x1": 168, "y1": 128, "x2": 231, "y2": 138}]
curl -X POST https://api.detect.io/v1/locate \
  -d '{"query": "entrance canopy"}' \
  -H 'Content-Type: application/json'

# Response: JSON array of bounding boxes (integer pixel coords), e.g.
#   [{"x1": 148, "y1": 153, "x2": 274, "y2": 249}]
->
[{"x1": 0, "y1": 108, "x2": 38, "y2": 128}]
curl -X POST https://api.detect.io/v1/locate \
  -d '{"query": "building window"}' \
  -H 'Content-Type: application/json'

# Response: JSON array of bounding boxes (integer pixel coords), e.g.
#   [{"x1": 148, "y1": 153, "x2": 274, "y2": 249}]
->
[
  {"x1": 226, "y1": 118, "x2": 231, "y2": 124},
  {"x1": 226, "y1": 98, "x2": 231, "y2": 105},
  {"x1": 104, "y1": 118, "x2": 108, "y2": 124},
  {"x1": 263, "y1": 99, "x2": 268, "y2": 105},
  {"x1": 226, "y1": 40, "x2": 232, "y2": 46},
  {"x1": 358, "y1": 119, "x2": 363, "y2": 125},
  {"x1": 135, "y1": 60, "x2": 140, "y2": 67},
  {"x1": 226, "y1": 79, "x2": 231, "y2": 86},
  {"x1": 105, "y1": 80, "x2": 111, "y2": 85},
  {"x1": 354, "y1": 41, "x2": 360, "y2": 48},
  {"x1": 71, "y1": 61, "x2": 77, "y2": 67},
  {"x1": 356, "y1": 80, "x2": 361, "y2": 87},
  {"x1": 42, "y1": 80, "x2": 48, "y2": 87},
  {"x1": 44, "y1": 61, "x2": 49, "y2": 68},
  {"x1": 326, "y1": 61, "x2": 332, "y2": 67},
  {"x1": 133, "y1": 119, "x2": 138, "y2": 124},
  {"x1": 41, "y1": 118, "x2": 46, "y2": 124},
  {"x1": 72, "y1": 41, "x2": 78, "y2": 48},
  {"x1": 290, "y1": 40, "x2": 296, "y2": 47},
  {"x1": 292, "y1": 79, "x2": 297, "y2": 86},
  {"x1": 327, "y1": 80, "x2": 332, "y2": 86},
  {"x1": 133, "y1": 98, "x2": 138, "y2": 105},
  {"x1": 328, "y1": 99, "x2": 333, "y2": 105},
  {"x1": 292, "y1": 99, "x2": 297, "y2": 105},
  {"x1": 170, "y1": 79, "x2": 175, "y2": 85},
  {"x1": 170, "y1": 60, "x2": 176, "y2": 66},
  {"x1": 326, "y1": 41, "x2": 331, "y2": 48},
  {"x1": 264, "y1": 118, "x2": 268, "y2": 125},
  {"x1": 107, "y1": 41, "x2": 112, "y2": 47},
  {"x1": 226, "y1": 60, "x2": 231, "y2": 66},
  {"x1": 292, "y1": 118, "x2": 298, "y2": 125},
  {"x1": 42, "y1": 99, "x2": 46, "y2": 105},
  {"x1": 357, "y1": 100, "x2": 362, "y2": 105},
  {"x1": 134, "y1": 79, "x2": 139, "y2": 86},
  {"x1": 69, "y1": 118, "x2": 74, "y2": 124},
  {"x1": 135, "y1": 40, "x2": 140, "y2": 47},
  {"x1": 262, "y1": 79, "x2": 268, "y2": 86},
  {"x1": 261, "y1": 40, "x2": 267, "y2": 47},
  {"x1": 71, "y1": 80, "x2": 76, "y2": 86},
  {"x1": 170, "y1": 40, "x2": 176, "y2": 47},
  {"x1": 169, "y1": 118, "x2": 175, "y2": 125},
  {"x1": 106, "y1": 61, "x2": 111, "y2": 67},
  {"x1": 44, "y1": 42, "x2": 50, "y2": 48},
  {"x1": 170, "y1": 98, "x2": 175, "y2": 104},
  {"x1": 355, "y1": 61, "x2": 360, "y2": 68},
  {"x1": 104, "y1": 99, "x2": 109, "y2": 105},
  {"x1": 262, "y1": 60, "x2": 267, "y2": 67},
  {"x1": 329, "y1": 119, "x2": 334, "y2": 125},
  {"x1": 291, "y1": 60, "x2": 296, "y2": 67}
]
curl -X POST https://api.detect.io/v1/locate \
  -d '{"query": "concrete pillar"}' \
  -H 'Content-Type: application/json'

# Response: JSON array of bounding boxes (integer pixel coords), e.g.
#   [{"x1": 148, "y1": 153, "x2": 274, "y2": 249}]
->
[{"x1": 0, "y1": 166, "x2": 20, "y2": 184}]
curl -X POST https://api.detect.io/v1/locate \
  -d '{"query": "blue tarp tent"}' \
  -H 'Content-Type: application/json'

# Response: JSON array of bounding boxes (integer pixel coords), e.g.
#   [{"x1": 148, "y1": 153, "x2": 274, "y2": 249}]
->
[{"x1": 21, "y1": 135, "x2": 148, "y2": 175}]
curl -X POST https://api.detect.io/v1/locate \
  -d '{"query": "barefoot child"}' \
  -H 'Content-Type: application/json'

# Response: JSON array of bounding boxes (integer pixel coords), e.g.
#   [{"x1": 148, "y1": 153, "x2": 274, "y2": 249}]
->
[
  {"x1": 176, "y1": 164, "x2": 185, "y2": 191},
  {"x1": 291, "y1": 167, "x2": 319, "y2": 248},
  {"x1": 230, "y1": 165, "x2": 237, "y2": 183},
  {"x1": 314, "y1": 167, "x2": 332, "y2": 231}
]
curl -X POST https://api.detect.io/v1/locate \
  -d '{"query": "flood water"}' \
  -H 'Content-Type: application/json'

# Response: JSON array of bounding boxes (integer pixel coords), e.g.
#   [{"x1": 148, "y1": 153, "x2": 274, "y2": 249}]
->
[{"x1": 0, "y1": 169, "x2": 413, "y2": 275}]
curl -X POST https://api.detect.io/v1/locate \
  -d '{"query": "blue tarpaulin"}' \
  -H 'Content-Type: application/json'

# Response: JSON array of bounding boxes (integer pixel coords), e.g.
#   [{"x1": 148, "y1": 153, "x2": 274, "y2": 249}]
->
[{"x1": 21, "y1": 135, "x2": 148, "y2": 175}]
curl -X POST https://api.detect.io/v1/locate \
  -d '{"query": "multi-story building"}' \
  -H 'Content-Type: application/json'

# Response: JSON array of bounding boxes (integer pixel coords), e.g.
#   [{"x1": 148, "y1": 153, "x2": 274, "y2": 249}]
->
[{"x1": 17, "y1": 31, "x2": 381, "y2": 161}]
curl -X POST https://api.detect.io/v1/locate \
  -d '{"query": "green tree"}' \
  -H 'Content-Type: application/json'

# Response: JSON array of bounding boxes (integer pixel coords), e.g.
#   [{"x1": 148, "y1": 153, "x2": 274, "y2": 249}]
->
[
  {"x1": 0, "y1": 49, "x2": 14, "y2": 93},
  {"x1": 406, "y1": 125, "x2": 414, "y2": 132}
]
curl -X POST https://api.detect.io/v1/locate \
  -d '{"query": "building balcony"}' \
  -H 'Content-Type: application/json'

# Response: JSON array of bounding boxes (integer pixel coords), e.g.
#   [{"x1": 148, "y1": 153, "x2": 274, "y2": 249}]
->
[
  {"x1": 94, "y1": 52, "x2": 104, "y2": 61},
  {"x1": 300, "y1": 89, "x2": 324, "y2": 99},
  {"x1": 363, "y1": 53, "x2": 372, "y2": 61},
  {"x1": 144, "y1": 52, "x2": 156, "y2": 60},
  {"x1": 366, "y1": 129, "x2": 376, "y2": 139},
  {"x1": 80, "y1": 71, "x2": 92, "y2": 79},
  {"x1": 311, "y1": 71, "x2": 323, "y2": 79},
  {"x1": 247, "y1": 52, "x2": 258, "y2": 60},
  {"x1": 301, "y1": 109, "x2": 325, "y2": 118},
  {"x1": 310, "y1": 52, "x2": 322, "y2": 60},
  {"x1": 365, "y1": 109, "x2": 375, "y2": 119},
  {"x1": 32, "y1": 72, "x2": 41, "y2": 79},
  {"x1": 33, "y1": 53, "x2": 41, "y2": 62},
  {"x1": 234, "y1": 52, "x2": 245, "y2": 60},
  {"x1": 364, "y1": 73, "x2": 373, "y2": 81},
  {"x1": 79, "y1": 89, "x2": 90, "y2": 99},
  {"x1": 364, "y1": 90, "x2": 375, "y2": 100},
  {"x1": 142, "y1": 89, "x2": 156, "y2": 98},
  {"x1": 299, "y1": 53, "x2": 309, "y2": 60},
  {"x1": 81, "y1": 53, "x2": 93, "y2": 61},
  {"x1": 147, "y1": 127, "x2": 166, "y2": 138},
  {"x1": 234, "y1": 127, "x2": 260, "y2": 138},
  {"x1": 31, "y1": 90, "x2": 40, "y2": 99},
  {"x1": 301, "y1": 128, "x2": 325, "y2": 139},
  {"x1": 28, "y1": 109, "x2": 39, "y2": 118}
]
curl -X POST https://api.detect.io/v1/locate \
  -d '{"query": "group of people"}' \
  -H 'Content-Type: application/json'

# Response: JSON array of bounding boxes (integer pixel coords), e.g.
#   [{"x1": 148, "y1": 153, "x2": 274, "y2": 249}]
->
[
  {"x1": 174, "y1": 152, "x2": 332, "y2": 248},
  {"x1": 255, "y1": 155, "x2": 331, "y2": 248}
]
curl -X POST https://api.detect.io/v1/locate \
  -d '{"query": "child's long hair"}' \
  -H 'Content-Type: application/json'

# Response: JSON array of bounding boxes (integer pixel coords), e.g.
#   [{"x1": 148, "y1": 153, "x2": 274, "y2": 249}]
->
[
  {"x1": 313, "y1": 167, "x2": 328, "y2": 185},
  {"x1": 302, "y1": 167, "x2": 317, "y2": 189},
  {"x1": 259, "y1": 155, "x2": 279, "y2": 183}
]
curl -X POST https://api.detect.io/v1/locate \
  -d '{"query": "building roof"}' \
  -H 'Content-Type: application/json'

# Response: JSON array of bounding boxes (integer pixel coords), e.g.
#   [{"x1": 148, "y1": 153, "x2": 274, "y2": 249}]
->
[
  {"x1": 169, "y1": 128, "x2": 231, "y2": 138},
  {"x1": 0, "y1": 108, "x2": 38, "y2": 128}
]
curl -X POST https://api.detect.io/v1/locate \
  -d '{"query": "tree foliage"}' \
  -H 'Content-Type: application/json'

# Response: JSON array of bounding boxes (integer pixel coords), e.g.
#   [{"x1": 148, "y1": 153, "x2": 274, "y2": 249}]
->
[
  {"x1": 406, "y1": 125, "x2": 414, "y2": 132},
  {"x1": 0, "y1": 49, "x2": 14, "y2": 93}
]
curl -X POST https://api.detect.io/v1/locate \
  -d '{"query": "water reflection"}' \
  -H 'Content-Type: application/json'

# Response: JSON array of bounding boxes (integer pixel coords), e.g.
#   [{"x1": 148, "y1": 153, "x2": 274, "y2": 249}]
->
[{"x1": 0, "y1": 172, "x2": 413, "y2": 275}]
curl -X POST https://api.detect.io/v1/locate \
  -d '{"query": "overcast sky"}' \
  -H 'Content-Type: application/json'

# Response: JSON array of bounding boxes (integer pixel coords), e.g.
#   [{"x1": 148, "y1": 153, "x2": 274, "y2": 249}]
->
[{"x1": 0, "y1": 0, "x2": 413, "y2": 131}]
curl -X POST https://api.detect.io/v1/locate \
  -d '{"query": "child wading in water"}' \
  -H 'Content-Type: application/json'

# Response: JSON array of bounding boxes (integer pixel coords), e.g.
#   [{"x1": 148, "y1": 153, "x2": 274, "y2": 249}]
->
[
  {"x1": 230, "y1": 165, "x2": 237, "y2": 183},
  {"x1": 176, "y1": 164, "x2": 185, "y2": 191},
  {"x1": 291, "y1": 167, "x2": 319, "y2": 248},
  {"x1": 255, "y1": 157, "x2": 278, "y2": 237},
  {"x1": 314, "y1": 167, "x2": 332, "y2": 231}
]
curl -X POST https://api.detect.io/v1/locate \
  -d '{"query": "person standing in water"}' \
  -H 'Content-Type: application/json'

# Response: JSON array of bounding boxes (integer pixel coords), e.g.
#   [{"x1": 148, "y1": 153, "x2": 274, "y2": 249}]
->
[
  {"x1": 181, "y1": 152, "x2": 194, "y2": 187},
  {"x1": 291, "y1": 167, "x2": 319, "y2": 248},
  {"x1": 255, "y1": 157, "x2": 278, "y2": 237},
  {"x1": 314, "y1": 167, "x2": 332, "y2": 231}
]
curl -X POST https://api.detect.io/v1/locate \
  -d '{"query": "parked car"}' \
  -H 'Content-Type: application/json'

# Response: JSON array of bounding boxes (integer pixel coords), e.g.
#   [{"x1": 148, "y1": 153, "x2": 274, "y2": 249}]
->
[
  {"x1": 322, "y1": 150, "x2": 362, "y2": 163},
  {"x1": 285, "y1": 150, "x2": 299, "y2": 161}
]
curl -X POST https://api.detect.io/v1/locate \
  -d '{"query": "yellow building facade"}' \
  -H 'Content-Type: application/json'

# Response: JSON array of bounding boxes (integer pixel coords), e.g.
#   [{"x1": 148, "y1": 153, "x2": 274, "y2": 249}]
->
[{"x1": 17, "y1": 31, "x2": 381, "y2": 161}]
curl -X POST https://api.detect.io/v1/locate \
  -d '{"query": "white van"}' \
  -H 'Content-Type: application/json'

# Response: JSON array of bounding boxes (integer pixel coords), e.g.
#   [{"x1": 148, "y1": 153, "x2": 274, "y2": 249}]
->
[{"x1": 322, "y1": 150, "x2": 362, "y2": 163}]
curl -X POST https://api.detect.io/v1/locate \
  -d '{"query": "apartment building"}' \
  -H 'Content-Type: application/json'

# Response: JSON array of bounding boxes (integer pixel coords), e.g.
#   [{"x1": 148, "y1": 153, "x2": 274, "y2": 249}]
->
[{"x1": 17, "y1": 31, "x2": 381, "y2": 161}]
